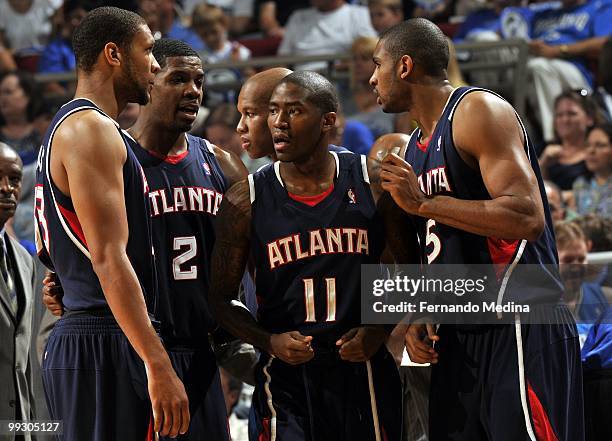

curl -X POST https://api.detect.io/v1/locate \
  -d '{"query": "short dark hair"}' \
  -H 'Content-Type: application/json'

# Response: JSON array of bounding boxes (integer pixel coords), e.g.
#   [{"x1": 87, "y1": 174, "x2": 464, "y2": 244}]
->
[
  {"x1": 153, "y1": 38, "x2": 200, "y2": 69},
  {"x1": 72, "y1": 6, "x2": 146, "y2": 72},
  {"x1": 278, "y1": 71, "x2": 338, "y2": 114},
  {"x1": 380, "y1": 18, "x2": 449, "y2": 78}
]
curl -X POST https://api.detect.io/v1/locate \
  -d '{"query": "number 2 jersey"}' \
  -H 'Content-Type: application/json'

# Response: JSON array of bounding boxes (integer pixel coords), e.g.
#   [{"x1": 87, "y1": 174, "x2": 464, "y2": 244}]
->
[
  {"x1": 249, "y1": 151, "x2": 384, "y2": 345},
  {"x1": 405, "y1": 87, "x2": 563, "y2": 304},
  {"x1": 34, "y1": 98, "x2": 156, "y2": 312},
  {"x1": 128, "y1": 133, "x2": 227, "y2": 347}
]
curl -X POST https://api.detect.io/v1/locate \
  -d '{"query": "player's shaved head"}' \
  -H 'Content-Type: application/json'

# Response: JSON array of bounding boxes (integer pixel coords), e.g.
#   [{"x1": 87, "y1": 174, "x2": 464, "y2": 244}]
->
[
  {"x1": 0, "y1": 142, "x2": 21, "y2": 165},
  {"x1": 379, "y1": 18, "x2": 449, "y2": 78},
  {"x1": 241, "y1": 67, "x2": 293, "y2": 105},
  {"x1": 276, "y1": 71, "x2": 339, "y2": 114}
]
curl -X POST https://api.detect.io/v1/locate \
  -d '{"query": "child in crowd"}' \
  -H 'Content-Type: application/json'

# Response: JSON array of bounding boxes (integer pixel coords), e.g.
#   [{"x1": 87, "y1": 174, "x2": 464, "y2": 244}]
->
[
  {"x1": 368, "y1": 0, "x2": 404, "y2": 34},
  {"x1": 192, "y1": 4, "x2": 252, "y2": 106}
]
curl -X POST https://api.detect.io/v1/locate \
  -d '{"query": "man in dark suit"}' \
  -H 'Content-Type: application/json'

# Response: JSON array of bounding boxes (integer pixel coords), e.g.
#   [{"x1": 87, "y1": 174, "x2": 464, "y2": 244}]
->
[{"x1": 0, "y1": 142, "x2": 37, "y2": 440}]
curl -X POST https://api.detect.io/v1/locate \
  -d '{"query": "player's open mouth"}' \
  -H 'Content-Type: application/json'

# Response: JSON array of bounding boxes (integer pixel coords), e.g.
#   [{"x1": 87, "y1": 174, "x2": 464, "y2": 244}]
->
[
  {"x1": 240, "y1": 136, "x2": 251, "y2": 150},
  {"x1": 0, "y1": 199, "x2": 16, "y2": 209},
  {"x1": 178, "y1": 104, "x2": 199, "y2": 118},
  {"x1": 273, "y1": 133, "x2": 291, "y2": 150}
]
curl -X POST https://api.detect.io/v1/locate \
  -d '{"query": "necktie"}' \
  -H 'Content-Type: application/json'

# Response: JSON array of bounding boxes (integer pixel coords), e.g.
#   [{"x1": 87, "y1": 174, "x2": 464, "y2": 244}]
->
[{"x1": 0, "y1": 236, "x2": 16, "y2": 315}]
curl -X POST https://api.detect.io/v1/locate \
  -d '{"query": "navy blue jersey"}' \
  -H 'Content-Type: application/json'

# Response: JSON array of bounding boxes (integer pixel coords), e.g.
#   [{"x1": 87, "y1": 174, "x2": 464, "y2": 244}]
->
[
  {"x1": 405, "y1": 87, "x2": 563, "y2": 303},
  {"x1": 34, "y1": 98, "x2": 156, "y2": 311},
  {"x1": 249, "y1": 151, "x2": 384, "y2": 344},
  {"x1": 129, "y1": 134, "x2": 227, "y2": 346}
]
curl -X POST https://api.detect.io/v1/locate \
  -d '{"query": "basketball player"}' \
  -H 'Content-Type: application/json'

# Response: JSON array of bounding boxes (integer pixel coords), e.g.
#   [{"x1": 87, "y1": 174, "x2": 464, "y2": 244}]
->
[
  {"x1": 237, "y1": 68, "x2": 348, "y2": 161},
  {"x1": 34, "y1": 7, "x2": 189, "y2": 440},
  {"x1": 209, "y1": 71, "x2": 411, "y2": 441},
  {"x1": 371, "y1": 19, "x2": 583, "y2": 441},
  {"x1": 42, "y1": 38, "x2": 248, "y2": 440}
]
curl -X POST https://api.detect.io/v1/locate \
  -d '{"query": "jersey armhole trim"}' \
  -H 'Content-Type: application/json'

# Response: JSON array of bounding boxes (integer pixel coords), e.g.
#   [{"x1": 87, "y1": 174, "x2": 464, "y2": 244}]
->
[
  {"x1": 248, "y1": 174, "x2": 256, "y2": 204},
  {"x1": 360, "y1": 154, "x2": 370, "y2": 184}
]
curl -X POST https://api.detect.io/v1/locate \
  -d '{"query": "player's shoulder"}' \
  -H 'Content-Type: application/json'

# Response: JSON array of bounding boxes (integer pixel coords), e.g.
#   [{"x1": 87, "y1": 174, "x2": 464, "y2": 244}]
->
[
  {"x1": 455, "y1": 89, "x2": 516, "y2": 124},
  {"x1": 207, "y1": 142, "x2": 248, "y2": 186},
  {"x1": 54, "y1": 109, "x2": 123, "y2": 153}
]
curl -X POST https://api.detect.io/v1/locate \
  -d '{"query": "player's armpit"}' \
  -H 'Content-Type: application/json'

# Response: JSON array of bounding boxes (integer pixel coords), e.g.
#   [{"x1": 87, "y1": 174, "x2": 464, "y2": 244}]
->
[
  {"x1": 211, "y1": 144, "x2": 248, "y2": 187},
  {"x1": 210, "y1": 180, "x2": 273, "y2": 352}
]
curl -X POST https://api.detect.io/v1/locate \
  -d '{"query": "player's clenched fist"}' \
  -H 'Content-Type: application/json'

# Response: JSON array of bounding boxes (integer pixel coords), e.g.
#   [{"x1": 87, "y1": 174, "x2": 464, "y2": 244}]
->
[
  {"x1": 380, "y1": 153, "x2": 426, "y2": 215},
  {"x1": 269, "y1": 331, "x2": 314, "y2": 365},
  {"x1": 405, "y1": 324, "x2": 439, "y2": 364},
  {"x1": 336, "y1": 326, "x2": 388, "y2": 362}
]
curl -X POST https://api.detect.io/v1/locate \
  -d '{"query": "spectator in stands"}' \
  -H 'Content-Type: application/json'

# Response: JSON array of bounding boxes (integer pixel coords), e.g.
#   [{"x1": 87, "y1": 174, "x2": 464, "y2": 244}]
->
[
  {"x1": 343, "y1": 36, "x2": 395, "y2": 139},
  {"x1": 555, "y1": 217, "x2": 612, "y2": 441},
  {"x1": 367, "y1": 0, "x2": 404, "y2": 35},
  {"x1": 0, "y1": 71, "x2": 41, "y2": 166},
  {"x1": 574, "y1": 213, "x2": 612, "y2": 252},
  {"x1": 525, "y1": 0, "x2": 612, "y2": 142},
  {"x1": 544, "y1": 180, "x2": 570, "y2": 221},
  {"x1": 138, "y1": 0, "x2": 203, "y2": 49},
  {"x1": 205, "y1": 103, "x2": 269, "y2": 173},
  {"x1": 258, "y1": 0, "x2": 310, "y2": 38},
  {"x1": 192, "y1": 4, "x2": 253, "y2": 106},
  {"x1": 572, "y1": 123, "x2": 612, "y2": 217},
  {"x1": 412, "y1": 0, "x2": 454, "y2": 23},
  {"x1": 539, "y1": 90, "x2": 601, "y2": 190},
  {"x1": 0, "y1": 0, "x2": 62, "y2": 60},
  {"x1": 196, "y1": 0, "x2": 256, "y2": 37},
  {"x1": 278, "y1": 0, "x2": 377, "y2": 70},
  {"x1": 38, "y1": 0, "x2": 92, "y2": 94}
]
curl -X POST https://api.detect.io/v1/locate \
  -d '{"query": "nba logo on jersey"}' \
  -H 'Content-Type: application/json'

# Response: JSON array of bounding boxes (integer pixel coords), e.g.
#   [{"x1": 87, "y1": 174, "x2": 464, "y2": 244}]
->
[
  {"x1": 202, "y1": 162, "x2": 211, "y2": 175},
  {"x1": 347, "y1": 188, "x2": 357, "y2": 204}
]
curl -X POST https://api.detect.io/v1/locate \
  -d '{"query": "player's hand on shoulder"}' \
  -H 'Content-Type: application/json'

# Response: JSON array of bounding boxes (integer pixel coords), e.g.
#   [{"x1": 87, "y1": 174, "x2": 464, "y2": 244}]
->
[
  {"x1": 405, "y1": 323, "x2": 439, "y2": 364},
  {"x1": 380, "y1": 153, "x2": 426, "y2": 215},
  {"x1": 42, "y1": 271, "x2": 64, "y2": 316},
  {"x1": 210, "y1": 143, "x2": 248, "y2": 187},
  {"x1": 269, "y1": 331, "x2": 314, "y2": 365},
  {"x1": 336, "y1": 326, "x2": 388, "y2": 362},
  {"x1": 147, "y1": 360, "x2": 190, "y2": 438}
]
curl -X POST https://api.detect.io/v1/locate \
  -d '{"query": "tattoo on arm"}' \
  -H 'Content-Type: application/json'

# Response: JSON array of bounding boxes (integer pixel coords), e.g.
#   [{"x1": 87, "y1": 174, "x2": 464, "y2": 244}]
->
[{"x1": 210, "y1": 180, "x2": 272, "y2": 352}]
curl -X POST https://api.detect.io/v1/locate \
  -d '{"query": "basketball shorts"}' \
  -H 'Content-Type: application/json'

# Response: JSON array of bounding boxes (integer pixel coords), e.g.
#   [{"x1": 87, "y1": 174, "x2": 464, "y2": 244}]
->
[
  {"x1": 42, "y1": 314, "x2": 153, "y2": 441},
  {"x1": 163, "y1": 344, "x2": 229, "y2": 441},
  {"x1": 429, "y1": 304, "x2": 584, "y2": 441},
  {"x1": 250, "y1": 345, "x2": 402, "y2": 441}
]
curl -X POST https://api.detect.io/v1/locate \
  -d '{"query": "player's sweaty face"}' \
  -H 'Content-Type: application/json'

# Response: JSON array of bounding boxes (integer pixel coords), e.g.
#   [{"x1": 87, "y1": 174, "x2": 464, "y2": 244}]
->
[
  {"x1": 150, "y1": 56, "x2": 204, "y2": 132},
  {"x1": 237, "y1": 84, "x2": 274, "y2": 159},
  {"x1": 267, "y1": 83, "x2": 325, "y2": 162}
]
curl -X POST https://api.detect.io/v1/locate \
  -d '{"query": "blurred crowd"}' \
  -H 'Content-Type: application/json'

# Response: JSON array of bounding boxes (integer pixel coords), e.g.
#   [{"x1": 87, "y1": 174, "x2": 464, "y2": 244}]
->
[{"x1": 0, "y1": 1, "x2": 611, "y2": 439}]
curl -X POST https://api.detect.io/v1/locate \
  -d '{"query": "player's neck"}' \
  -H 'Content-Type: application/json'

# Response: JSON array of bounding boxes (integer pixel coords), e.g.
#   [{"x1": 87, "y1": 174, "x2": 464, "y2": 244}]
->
[
  {"x1": 412, "y1": 83, "x2": 455, "y2": 139},
  {"x1": 129, "y1": 118, "x2": 187, "y2": 157},
  {"x1": 74, "y1": 75, "x2": 125, "y2": 120},
  {"x1": 281, "y1": 147, "x2": 335, "y2": 195}
]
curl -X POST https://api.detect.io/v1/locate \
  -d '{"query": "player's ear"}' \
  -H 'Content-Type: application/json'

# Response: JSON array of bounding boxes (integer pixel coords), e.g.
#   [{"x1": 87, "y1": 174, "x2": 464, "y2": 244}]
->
[
  {"x1": 321, "y1": 112, "x2": 337, "y2": 133},
  {"x1": 399, "y1": 55, "x2": 414, "y2": 80},
  {"x1": 103, "y1": 42, "x2": 122, "y2": 68}
]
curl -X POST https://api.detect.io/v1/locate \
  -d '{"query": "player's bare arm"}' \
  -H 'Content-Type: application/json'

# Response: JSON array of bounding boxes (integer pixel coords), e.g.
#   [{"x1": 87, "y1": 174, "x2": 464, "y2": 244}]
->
[
  {"x1": 52, "y1": 111, "x2": 189, "y2": 437},
  {"x1": 210, "y1": 179, "x2": 314, "y2": 365},
  {"x1": 211, "y1": 144, "x2": 248, "y2": 186},
  {"x1": 382, "y1": 92, "x2": 546, "y2": 242}
]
